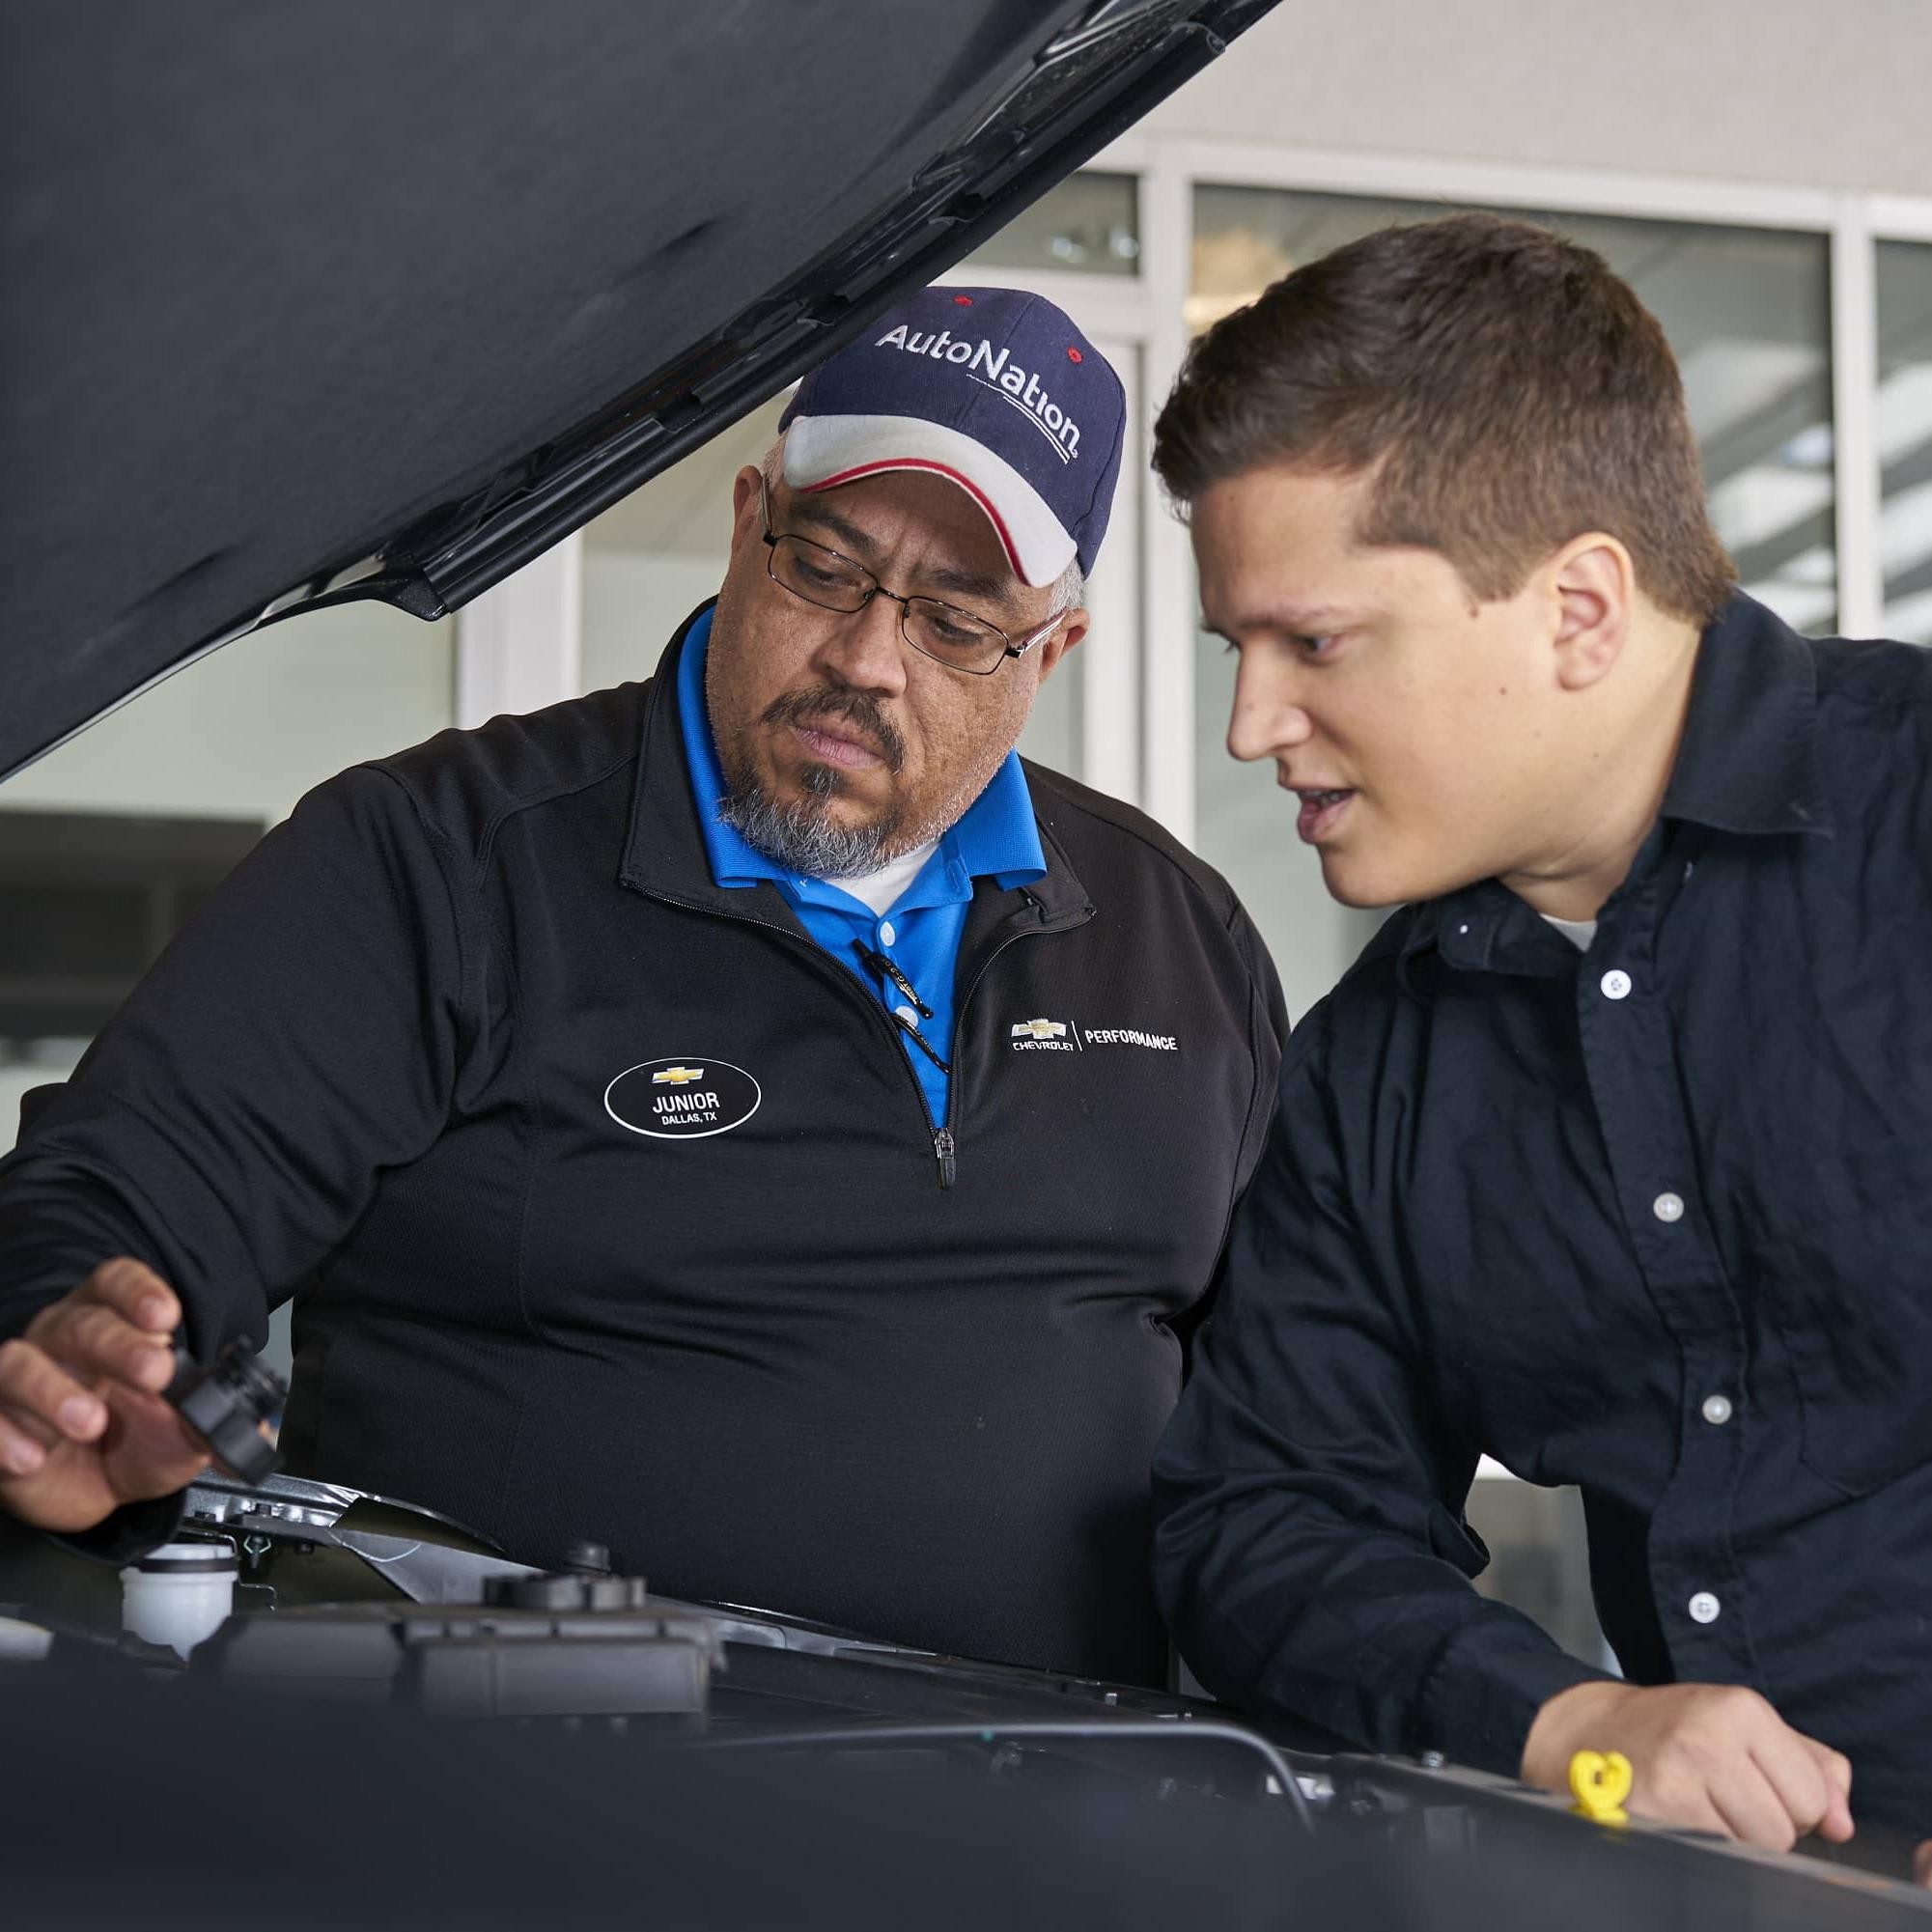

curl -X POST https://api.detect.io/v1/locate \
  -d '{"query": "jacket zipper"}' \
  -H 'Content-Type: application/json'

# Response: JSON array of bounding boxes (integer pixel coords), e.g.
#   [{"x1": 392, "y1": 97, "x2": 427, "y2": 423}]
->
[
  {"x1": 933, "y1": 895, "x2": 1071, "y2": 1190},
  {"x1": 634, "y1": 890, "x2": 963, "y2": 1187},
  {"x1": 637, "y1": 886, "x2": 1082, "y2": 1191}
]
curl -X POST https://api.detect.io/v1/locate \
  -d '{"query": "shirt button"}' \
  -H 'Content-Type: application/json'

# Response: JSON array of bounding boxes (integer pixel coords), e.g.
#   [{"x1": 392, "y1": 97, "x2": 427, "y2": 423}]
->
[
  {"x1": 1701, "y1": 1393, "x2": 1734, "y2": 1426},
  {"x1": 1688, "y1": 1591, "x2": 1722, "y2": 1625},
  {"x1": 879, "y1": 920, "x2": 897, "y2": 947},
  {"x1": 893, "y1": 1004, "x2": 918, "y2": 1026},
  {"x1": 1652, "y1": 1191, "x2": 1685, "y2": 1223},
  {"x1": 1600, "y1": 968, "x2": 1632, "y2": 1000}
]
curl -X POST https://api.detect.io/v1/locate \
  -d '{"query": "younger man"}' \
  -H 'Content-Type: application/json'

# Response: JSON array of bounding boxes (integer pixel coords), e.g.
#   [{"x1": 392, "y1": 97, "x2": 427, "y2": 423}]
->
[{"x1": 1152, "y1": 213, "x2": 1931, "y2": 1850}]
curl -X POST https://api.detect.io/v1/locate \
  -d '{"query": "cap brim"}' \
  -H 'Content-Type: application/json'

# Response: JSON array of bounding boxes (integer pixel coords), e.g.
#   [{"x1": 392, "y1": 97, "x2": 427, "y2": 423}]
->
[{"x1": 782, "y1": 414, "x2": 1077, "y2": 588}]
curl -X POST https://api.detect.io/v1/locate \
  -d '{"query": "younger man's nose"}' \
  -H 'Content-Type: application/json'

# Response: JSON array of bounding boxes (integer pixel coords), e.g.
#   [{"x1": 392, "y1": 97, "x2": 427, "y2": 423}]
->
[{"x1": 1226, "y1": 662, "x2": 1314, "y2": 764}]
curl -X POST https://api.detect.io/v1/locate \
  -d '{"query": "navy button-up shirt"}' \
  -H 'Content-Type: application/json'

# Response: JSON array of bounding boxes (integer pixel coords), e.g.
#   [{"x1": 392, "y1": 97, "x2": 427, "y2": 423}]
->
[{"x1": 1154, "y1": 594, "x2": 1932, "y2": 1834}]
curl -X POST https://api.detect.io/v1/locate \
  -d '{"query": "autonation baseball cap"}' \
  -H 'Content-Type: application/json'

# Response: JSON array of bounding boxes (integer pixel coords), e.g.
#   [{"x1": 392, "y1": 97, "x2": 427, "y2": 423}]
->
[{"x1": 778, "y1": 285, "x2": 1127, "y2": 588}]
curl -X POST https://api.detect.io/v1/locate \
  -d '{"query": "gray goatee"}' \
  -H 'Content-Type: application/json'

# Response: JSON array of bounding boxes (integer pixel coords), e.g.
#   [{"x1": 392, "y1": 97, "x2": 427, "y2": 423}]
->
[
  {"x1": 717, "y1": 763, "x2": 907, "y2": 879},
  {"x1": 716, "y1": 686, "x2": 910, "y2": 879}
]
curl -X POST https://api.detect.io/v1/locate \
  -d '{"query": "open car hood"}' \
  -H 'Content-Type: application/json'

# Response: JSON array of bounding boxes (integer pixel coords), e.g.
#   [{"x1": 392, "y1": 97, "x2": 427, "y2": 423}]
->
[{"x1": 1, "y1": 0, "x2": 1276, "y2": 782}]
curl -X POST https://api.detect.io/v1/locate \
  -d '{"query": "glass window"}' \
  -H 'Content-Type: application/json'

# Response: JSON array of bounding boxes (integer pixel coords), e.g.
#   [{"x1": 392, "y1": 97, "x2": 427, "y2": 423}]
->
[
  {"x1": 581, "y1": 399, "x2": 788, "y2": 697},
  {"x1": 0, "y1": 604, "x2": 454, "y2": 831},
  {"x1": 1877, "y1": 240, "x2": 1932, "y2": 645},
  {"x1": 0, "y1": 597, "x2": 454, "y2": 1313},
  {"x1": 963, "y1": 170, "x2": 1139, "y2": 279},
  {"x1": 1191, "y1": 188, "x2": 1836, "y2": 630},
  {"x1": 1467, "y1": 1469, "x2": 1615, "y2": 1674}
]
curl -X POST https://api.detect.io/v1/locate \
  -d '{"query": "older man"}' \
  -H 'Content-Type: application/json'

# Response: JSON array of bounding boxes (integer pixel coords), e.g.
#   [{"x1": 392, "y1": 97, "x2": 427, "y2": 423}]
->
[{"x1": 0, "y1": 286, "x2": 1284, "y2": 1684}]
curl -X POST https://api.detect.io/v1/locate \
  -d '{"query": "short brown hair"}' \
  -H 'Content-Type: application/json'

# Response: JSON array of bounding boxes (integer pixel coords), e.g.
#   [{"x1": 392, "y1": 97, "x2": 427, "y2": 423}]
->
[{"x1": 1153, "y1": 212, "x2": 1735, "y2": 624}]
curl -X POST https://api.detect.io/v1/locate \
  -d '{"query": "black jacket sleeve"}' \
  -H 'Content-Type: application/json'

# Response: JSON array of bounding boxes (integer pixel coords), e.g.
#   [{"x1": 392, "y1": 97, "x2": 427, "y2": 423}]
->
[
  {"x1": 1151, "y1": 1001, "x2": 1610, "y2": 1775},
  {"x1": 0, "y1": 763, "x2": 473, "y2": 1355}
]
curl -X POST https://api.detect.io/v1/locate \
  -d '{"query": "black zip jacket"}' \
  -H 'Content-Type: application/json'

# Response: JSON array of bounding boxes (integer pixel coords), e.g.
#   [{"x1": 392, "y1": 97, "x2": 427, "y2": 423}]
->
[
  {"x1": 1153, "y1": 595, "x2": 1932, "y2": 1829},
  {"x1": 0, "y1": 612, "x2": 1285, "y2": 1684}
]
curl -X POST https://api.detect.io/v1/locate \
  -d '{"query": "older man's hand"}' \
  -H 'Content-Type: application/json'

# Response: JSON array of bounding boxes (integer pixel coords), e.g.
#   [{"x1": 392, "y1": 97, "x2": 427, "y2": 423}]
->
[
  {"x1": 1521, "y1": 1680, "x2": 1854, "y2": 1852},
  {"x1": 0, "y1": 1257, "x2": 210, "y2": 1533}
]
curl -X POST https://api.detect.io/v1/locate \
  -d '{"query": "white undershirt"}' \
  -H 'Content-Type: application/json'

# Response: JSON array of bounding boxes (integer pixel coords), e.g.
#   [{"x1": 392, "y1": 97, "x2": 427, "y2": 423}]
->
[
  {"x1": 1542, "y1": 913, "x2": 1599, "y2": 952},
  {"x1": 835, "y1": 837, "x2": 941, "y2": 915}
]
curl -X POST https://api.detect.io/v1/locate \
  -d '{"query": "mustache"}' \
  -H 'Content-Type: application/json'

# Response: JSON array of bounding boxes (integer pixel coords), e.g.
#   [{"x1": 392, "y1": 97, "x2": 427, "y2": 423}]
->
[{"x1": 762, "y1": 686, "x2": 907, "y2": 774}]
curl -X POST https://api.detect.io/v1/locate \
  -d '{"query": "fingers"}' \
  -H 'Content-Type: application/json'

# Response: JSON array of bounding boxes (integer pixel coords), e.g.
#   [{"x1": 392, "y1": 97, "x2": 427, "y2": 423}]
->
[
  {"x1": 0, "y1": 1259, "x2": 182, "y2": 1481},
  {"x1": 0, "y1": 1404, "x2": 55, "y2": 1475},
  {"x1": 1744, "y1": 1733, "x2": 1855, "y2": 1850},
  {"x1": 81, "y1": 1259, "x2": 180, "y2": 1336},
  {"x1": 1810, "y1": 1743, "x2": 1856, "y2": 1844},
  {"x1": 81, "y1": 1257, "x2": 181, "y2": 1335},
  {"x1": 0, "y1": 1336, "x2": 108, "y2": 1472},
  {"x1": 98, "y1": 1382, "x2": 217, "y2": 1489},
  {"x1": 1708, "y1": 1754, "x2": 1807, "y2": 1852},
  {"x1": 1914, "y1": 1839, "x2": 1932, "y2": 1889},
  {"x1": 23, "y1": 1274, "x2": 177, "y2": 1395}
]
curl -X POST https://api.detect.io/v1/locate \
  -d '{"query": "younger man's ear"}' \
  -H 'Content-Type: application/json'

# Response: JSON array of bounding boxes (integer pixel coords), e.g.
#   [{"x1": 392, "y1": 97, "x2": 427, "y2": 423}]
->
[{"x1": 1549, "y1": 535, "x2": 1636, "y2": 692}]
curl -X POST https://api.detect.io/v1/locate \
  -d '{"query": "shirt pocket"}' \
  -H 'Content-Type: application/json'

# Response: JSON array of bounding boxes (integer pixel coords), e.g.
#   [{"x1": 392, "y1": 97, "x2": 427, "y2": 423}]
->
[{"x1": 1746, "y1": 1135, "x2": 1932, "y2": 1498}]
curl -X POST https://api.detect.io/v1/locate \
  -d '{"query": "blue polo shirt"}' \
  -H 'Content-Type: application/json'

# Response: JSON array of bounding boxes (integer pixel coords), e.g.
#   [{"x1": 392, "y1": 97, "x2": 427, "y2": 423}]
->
[{"x1": 676, "y1": 607, "x2": 1046, "y2": 1127}]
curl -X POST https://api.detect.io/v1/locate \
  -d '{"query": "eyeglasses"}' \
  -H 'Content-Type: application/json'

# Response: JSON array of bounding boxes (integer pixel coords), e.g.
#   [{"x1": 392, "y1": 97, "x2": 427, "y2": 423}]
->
[{"x1": 760, "y1": 479, "x2": 1064, "y2": 677}]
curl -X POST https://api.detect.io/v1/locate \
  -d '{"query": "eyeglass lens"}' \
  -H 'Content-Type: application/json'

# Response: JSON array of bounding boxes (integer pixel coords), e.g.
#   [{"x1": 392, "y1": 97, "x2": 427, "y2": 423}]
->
[{"x1": 769, "y1": 535, "x2": 1009, "y2": 673}]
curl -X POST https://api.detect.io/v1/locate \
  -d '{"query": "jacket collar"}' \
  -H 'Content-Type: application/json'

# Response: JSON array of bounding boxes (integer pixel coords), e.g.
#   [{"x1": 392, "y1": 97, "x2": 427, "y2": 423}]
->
[
  {"x1": 618, "y1": 604, "x2": 1090, "y2": 929},
  {"x1": 1408, "y1": 591, "x2": 1834, "y2": 976}
]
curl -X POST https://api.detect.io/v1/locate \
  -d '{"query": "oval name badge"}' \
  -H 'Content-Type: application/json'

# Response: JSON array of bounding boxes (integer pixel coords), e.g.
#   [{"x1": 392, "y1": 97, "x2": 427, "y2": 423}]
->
[{"x1": 604, "y1": 1058, "x2": 762, "y2": 1140}]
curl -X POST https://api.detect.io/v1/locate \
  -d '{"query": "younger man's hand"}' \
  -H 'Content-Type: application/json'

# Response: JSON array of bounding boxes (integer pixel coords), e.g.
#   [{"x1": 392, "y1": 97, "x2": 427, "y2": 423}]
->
[{"x1": 1522, "y1": 1679, "x2": 1854, "y2": 1852}]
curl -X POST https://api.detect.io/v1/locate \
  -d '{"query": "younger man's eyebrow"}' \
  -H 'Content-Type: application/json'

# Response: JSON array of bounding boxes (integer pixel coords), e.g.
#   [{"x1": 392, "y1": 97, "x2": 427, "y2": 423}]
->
[{"x1": 1206, "y1": 602, "x2": 1360, "y2": 639}]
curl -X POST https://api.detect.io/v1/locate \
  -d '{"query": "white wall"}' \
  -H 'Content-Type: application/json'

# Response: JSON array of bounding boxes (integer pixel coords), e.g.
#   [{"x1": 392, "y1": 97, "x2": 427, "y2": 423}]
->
[
  {"x1": 1147, "y1": 0, "x2": 1932, "y2": 197},
  {"x1": 0, "y1": 1060, "x2": 70, "y2": 1155},
  {"x1": 0, "y1": 602, "x2": 454, "y2": 1162},
  {"x1": 581, "y1": 550, "x2": 727, "y2": 696},
  {"x1": 0, "y1": 602, "x2": 454, "y2": 828}
]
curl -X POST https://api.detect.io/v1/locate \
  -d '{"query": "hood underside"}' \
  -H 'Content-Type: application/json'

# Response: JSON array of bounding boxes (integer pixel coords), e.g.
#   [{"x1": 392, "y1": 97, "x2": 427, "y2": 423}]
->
[{"x1": 0, "y1": 0, "x2": 1276, "y2": 781}]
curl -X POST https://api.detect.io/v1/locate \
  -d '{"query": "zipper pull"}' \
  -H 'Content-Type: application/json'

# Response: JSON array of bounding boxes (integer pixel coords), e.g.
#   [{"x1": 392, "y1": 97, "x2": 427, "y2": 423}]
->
[{"x1": 933, "y1": 1128, "x2": 957, "y2": 1190}]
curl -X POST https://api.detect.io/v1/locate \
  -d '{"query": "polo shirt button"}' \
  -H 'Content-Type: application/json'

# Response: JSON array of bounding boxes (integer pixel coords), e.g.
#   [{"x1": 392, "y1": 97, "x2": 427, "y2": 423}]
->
[
  {"x1": 880, "y1": 920, "x2": 897, "y2": 947},
  {"x1": 1701, "y1": 1393, "x2": 1733, "y2": 1426},
  {"x1": 893, "y1": 1004, "x2": 918, "y2": 1026},
  {"x1": 1688, "y1": 1591, "x2": 1721, "y2": 1625},
  {"x1": 1600, "y1": 968, "x2": 1632, "y2": 1000},
  {"x1": 1652, "y1": 1191, "x2": 1685, "y2": 1223}
]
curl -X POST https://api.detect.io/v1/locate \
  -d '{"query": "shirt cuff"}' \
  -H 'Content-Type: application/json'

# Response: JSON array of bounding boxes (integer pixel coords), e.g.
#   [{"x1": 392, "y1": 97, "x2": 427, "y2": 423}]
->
[{"x1": 1412, "y1": 1620, "x2": 1616, "y2": 1776}]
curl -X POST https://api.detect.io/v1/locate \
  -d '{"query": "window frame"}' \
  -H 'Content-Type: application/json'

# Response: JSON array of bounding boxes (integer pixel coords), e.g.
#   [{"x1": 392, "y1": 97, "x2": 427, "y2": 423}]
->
[
  {"x1": 457, "y1": 144, "x2": 1932, "y2": 849},
  {"x1": 1091, "y1": 136, "x2": 1932, "y2": 849}
]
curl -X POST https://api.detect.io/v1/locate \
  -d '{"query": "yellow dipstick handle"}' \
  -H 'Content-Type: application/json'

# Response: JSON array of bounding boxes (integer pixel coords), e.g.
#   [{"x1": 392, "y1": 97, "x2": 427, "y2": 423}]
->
[{"x1": 1569, "y1": 1750, "x2": 1633, "y2": 1825}]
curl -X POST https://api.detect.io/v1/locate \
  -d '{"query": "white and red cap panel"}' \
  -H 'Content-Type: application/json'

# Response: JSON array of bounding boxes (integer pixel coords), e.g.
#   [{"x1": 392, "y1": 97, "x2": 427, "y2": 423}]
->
[{"x1": 778, "y1": 285, "x2": 1127, "y2": 588}]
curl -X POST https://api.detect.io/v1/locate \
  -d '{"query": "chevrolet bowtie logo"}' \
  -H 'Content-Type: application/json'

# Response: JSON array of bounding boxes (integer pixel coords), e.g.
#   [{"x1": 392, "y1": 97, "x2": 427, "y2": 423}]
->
[
  {"x1": 1011, "y1": 1019, "x2": 1068, "y2": 1040},
  {"x1": 652, "y1": 1066, "x2": 707, "y2": 1084}
]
